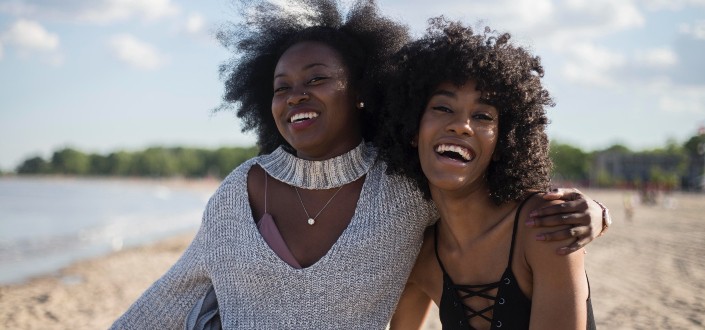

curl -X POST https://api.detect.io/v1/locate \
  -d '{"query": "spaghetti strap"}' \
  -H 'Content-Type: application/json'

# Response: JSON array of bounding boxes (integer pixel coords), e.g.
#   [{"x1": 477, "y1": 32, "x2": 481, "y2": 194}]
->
[{"x1": 508, "y1": 192, "x2": 541, "y2": 269}]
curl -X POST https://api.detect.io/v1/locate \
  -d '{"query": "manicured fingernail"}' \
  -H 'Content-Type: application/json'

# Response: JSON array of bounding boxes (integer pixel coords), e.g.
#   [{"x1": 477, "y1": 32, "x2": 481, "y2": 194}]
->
[
  {"x1": 535, "y1": 234, "x2": 545, "y2": 241},
  {"x1": 526, "y1": 219, "x2": 535, "y2": 227}
]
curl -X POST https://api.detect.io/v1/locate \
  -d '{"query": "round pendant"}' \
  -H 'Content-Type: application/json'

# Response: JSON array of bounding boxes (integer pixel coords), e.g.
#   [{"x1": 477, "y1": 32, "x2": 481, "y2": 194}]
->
[{"x1": 307, "y1": 218, "x2": 315, "y2": 225}]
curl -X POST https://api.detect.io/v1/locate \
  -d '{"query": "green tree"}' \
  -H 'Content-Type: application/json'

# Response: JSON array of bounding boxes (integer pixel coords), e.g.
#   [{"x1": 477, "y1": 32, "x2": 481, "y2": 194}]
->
[
  {"x1": 17, "y1": 156, "x2": 50, "y2": 174},
  {"x1": 604, "y1": 144, "x2": 632, "y2": 154},
  {"x1": 173, "y1": 147, "x2": 208, "y2": 177},
  {"x1": 51, "y1": 148, "x2": 90, "y2": 175},
  {"x1": 133, "y1": 147, "x2": 179, "y2": 177},
  {"x1": 549, "y1": 142, "x2": 590, "y2": 182},
  {"x1": 684, "y1": 133, "x2": 705, "y2": 155},
  {"x1": 89, "y1": 154, "x2": 110, "y2": 175},
  {"x1": 105, "y1": 151, "x2": 134, "y2": 176}
]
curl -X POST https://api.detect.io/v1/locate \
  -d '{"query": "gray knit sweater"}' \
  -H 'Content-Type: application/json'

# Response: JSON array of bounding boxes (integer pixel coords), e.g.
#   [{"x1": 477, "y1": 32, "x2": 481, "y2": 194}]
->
[{"x1": 111, "y1": 143, "x2": 437, "y2": 329}]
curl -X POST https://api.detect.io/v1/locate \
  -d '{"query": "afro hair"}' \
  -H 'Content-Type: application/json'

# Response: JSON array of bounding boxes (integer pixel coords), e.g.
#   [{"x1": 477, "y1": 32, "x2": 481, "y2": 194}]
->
[
  {"x1": 216, "y1": 0, "x2": 410, "y2": 154},
  {"x1": 376, "y1": 17, "x2": 555, "y2": 204}
]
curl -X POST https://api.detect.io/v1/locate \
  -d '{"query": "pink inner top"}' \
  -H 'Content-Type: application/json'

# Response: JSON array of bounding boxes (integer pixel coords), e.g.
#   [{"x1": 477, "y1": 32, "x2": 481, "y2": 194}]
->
[{"x1": 257, "y1": 213, "x2": 303, "y2": 269}]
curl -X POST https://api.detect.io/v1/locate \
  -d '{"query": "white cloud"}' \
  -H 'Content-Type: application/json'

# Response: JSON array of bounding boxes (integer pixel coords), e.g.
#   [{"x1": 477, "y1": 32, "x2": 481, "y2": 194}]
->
[
  {"x1": 0, "y1": 0, "x2": 180, "y2": 24},
  {"x1": 108, "y1": 34, "x2": 167, "y2": 70},
  {"x1": 0, "y1": 19, "x2": 63, "y2": 64},
  {"x1": 679, "y1": 20, "x2": 705, "y2": 40},
  {"x1": 1, "y1": 19, "x2": 59, "y2": 52},
  {"x1": 184, "y1": 13, "x2": 205, "y2": 35},
  {"x1": 442, "y1": 0, "x2": 644, "y2": 46},
  {"x1": 561, "y1": 42, "x2": 626, "y2": 86},
  {"x1": 634, "y1": 48, "x2": 678, "y2": 68}
]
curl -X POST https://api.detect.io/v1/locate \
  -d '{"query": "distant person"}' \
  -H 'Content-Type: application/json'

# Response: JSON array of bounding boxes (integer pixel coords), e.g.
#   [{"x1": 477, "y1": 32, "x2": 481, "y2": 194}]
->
[
  {"x1": 624, "y1": 192, "x2": 635, "y2": 221},
  {"x1": 379, "y1": 19, "x2": 598, "y2": 329},
  {"x1": 111, "y1": 1, "x2": 608, "y2": 328}
]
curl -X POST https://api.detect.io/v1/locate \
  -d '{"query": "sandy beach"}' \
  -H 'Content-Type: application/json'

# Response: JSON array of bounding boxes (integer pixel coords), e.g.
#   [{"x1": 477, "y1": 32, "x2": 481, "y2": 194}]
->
[{"x1": 1, "y1": 189, "x2": 703, "y2": 329}]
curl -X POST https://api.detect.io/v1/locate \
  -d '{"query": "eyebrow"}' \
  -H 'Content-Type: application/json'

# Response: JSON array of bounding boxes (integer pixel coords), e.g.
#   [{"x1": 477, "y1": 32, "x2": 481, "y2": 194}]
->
[
  {"x1": 274, "y1": 63, "x2": 329, "y2": 79},
  {"x1": 430, "y1": 89, "x2": 457, "y2": 99}
]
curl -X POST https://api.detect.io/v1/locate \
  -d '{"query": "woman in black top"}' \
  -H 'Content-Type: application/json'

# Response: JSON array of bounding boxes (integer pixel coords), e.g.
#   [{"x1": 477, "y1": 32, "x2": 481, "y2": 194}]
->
[{"x1": 380, "y1": 18, "x2": 597, "y2": 329}]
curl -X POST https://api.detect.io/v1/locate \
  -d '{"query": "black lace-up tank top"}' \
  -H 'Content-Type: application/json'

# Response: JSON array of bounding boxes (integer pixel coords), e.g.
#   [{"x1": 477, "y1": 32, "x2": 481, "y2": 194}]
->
[{"x1": 435, "y1": 194, "x2": 597, "y2": 329}]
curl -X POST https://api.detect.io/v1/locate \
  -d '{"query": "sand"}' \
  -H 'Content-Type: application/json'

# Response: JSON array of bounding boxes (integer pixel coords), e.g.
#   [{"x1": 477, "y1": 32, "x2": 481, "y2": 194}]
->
[{"x1": 1, "y1": 189, "x2": 703, "y2": 329}]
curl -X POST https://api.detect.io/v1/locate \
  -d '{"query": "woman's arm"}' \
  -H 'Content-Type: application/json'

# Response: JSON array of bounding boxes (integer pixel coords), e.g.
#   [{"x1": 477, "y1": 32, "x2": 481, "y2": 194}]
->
[
  {"x1": 525, "y1": 198, "x2": 591, "y2": 329},
  {"x1": 389, "y1": 282, "x2": 433, "y2": 330},
  {"x1": 110, "y1": 181, "x2": 231, "y2": 329},
  {"x1": 111, "y1": 223, "x2": 211, "y2": 329},
  {"x1": 528, "y1": 188, "x2": 610, "y2": 254},
  {"x1": 390, "y1": 228, "x2": 439, "y2": 330}
]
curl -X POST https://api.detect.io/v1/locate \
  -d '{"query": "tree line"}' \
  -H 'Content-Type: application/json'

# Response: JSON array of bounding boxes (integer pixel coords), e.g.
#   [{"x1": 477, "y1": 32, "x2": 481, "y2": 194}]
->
[
  {"x1": 14, "y1": 146, "x2": 258, "y2": 178},
  {"x1": 9, "y1": 132, "x2": 705, "y2": 189},
  {"x1": 550, "y1": 132, "x2": 705, "y2": 190}
]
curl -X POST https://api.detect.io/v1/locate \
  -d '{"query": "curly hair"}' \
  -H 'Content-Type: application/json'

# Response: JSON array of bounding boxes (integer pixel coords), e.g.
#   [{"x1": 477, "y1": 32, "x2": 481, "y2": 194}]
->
[
  {"x1": 377, "y1": 17, "x2": 555, "y2": 204},
  {"x1": 215, "y1": 0, "x2": 409, "y2": 154}
]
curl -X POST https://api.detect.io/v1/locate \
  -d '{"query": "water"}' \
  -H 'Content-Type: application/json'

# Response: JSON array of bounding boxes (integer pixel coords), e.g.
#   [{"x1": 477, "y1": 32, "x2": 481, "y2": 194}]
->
[{"x1": 0, "y1": 177, "x2": 216, "y2": 285}]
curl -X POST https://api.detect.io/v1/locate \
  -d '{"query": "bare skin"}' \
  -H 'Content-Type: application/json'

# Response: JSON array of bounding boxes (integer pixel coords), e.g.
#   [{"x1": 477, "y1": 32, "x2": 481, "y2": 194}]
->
[{"x1": 247, "y1": 165, "x2": 364, "y2": 267}]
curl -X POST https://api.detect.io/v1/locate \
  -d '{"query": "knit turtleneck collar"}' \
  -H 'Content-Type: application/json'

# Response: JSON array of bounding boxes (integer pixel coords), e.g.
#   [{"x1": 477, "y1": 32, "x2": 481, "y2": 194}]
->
[{"x1": 258, "y1": 142, "x2": 377, "y2": 189}]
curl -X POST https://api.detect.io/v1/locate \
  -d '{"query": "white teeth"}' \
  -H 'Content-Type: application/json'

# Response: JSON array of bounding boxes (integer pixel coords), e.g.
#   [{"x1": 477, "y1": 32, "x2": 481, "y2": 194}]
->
[
  {"x1": 290, "y1": 112, "x2": 318, "y2": 123},
  {"x1": 435, "y1": 144, "x2": 472, "y2": 161}
]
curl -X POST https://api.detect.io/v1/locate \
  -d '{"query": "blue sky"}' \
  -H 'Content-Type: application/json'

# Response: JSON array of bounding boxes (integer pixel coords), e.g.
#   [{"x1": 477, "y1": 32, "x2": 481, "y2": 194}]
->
[{"x1": 1, "y1": 0, "x2": 704, "y2": 171}]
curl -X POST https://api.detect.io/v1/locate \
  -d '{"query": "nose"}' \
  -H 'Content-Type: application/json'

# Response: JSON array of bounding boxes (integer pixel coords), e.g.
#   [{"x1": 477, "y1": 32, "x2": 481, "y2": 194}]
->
[
  {"x1": 446, "y1": 116, "x2": 474, "y2": 136},
  {"x1": 287, "y1": 90, "x2": 309, "y2": 106}
]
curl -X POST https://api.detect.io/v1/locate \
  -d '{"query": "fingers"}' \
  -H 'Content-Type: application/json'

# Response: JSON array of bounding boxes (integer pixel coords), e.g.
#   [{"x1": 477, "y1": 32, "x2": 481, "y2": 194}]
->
[
  {"x1": 535, "y1": 224, "x2": 589, "y2": 241},
  {"x1": 542, "y1": 188, "x2": 584, "y2": 201},
  {"x1": 557, "y1": 236, "x2": 592, "y2": 255},
  {"x1": 534, "y1": 225, "x2": 594, "y2": 255},
  {"x1": 527, "y1": 203, "x2": 589, "y2": 226}
]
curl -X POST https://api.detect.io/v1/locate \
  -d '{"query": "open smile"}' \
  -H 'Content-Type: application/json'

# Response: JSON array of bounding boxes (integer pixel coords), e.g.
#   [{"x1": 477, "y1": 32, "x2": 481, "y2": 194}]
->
[
  {"x1": 289, "y1": 111, "x2": 319, "y2": 123},
  {"x1": 434, "y1": 143, "x2": 475, "y2": 163}
]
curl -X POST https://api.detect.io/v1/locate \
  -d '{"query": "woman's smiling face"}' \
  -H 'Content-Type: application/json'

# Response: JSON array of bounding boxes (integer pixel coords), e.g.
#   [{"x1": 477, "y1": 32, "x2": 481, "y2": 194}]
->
[
  {"x1": 416, "y1": 81, "x2": 499, "y2": 196},
  {"x1": 271, "y1": 41, "x2": 362, "y2": 160}
]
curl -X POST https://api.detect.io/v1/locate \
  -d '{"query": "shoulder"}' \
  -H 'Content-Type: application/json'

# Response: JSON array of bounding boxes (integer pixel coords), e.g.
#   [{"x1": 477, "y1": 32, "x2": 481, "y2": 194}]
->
[
  {"x1": 221, "y1": 156, "x2": 259, "y2": 185},
  {"x1": 203, "y1": 157, "x2": 259, "y2": 212},
  {"x1": 518, "y1": 193, "x2": 584, "y2": 267}
]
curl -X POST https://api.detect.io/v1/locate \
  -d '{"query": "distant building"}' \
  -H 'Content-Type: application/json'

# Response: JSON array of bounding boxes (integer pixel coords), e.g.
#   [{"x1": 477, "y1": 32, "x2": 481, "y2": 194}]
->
[
  {"x1": 590, "y1": 151, "x2": 687, "y2": 189},
  {"x1": 684, "y1": 152, "x2": 705, "y2": 191}
]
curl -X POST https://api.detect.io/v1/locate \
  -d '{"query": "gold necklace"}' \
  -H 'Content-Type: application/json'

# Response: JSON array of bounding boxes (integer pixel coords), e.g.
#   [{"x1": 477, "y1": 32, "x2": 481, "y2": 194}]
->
[{"x1": 293, "y1": 185, "x2": 344, "y2": 225}]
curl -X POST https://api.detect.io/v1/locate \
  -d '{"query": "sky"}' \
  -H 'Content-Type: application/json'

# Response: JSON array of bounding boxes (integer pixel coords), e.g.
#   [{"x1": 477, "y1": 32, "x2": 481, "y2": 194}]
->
[{"x1": 1, "y1": 0, "x2": 704, "y2": 171}]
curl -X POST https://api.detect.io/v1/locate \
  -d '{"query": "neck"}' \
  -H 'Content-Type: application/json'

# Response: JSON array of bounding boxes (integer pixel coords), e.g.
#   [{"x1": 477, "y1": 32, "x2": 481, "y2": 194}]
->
[
  {"x1": 430, "y1": 184, "x2": 514, "y2": 251},
  {"x1": 295, "y1": 137, "x2": 364, "y2": 161}
]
